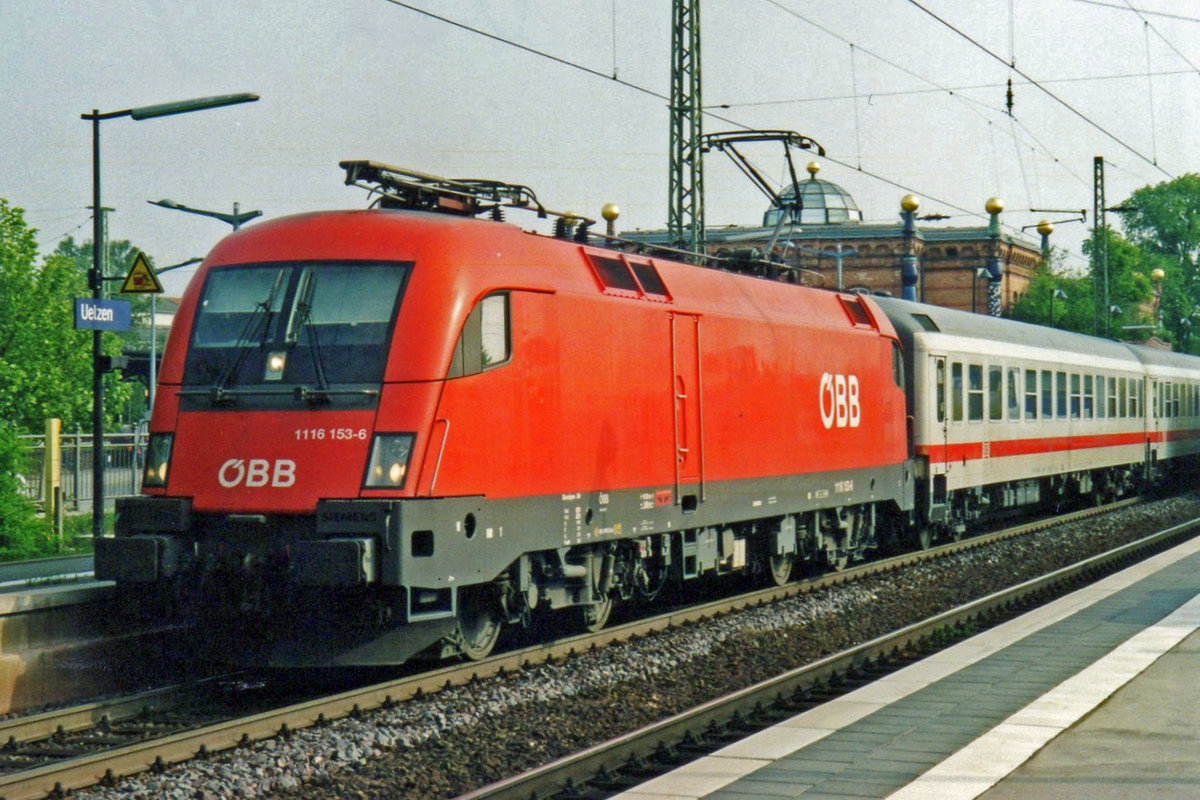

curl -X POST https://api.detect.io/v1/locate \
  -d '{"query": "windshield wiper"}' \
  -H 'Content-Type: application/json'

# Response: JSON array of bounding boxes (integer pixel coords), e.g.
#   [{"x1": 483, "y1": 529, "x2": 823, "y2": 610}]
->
[
  {"x1": 288, "y1": 270, "x2": 330, "y2": 398},
  {"x1": 214, "y1": 268, "x2": 286, "y2": 396}
]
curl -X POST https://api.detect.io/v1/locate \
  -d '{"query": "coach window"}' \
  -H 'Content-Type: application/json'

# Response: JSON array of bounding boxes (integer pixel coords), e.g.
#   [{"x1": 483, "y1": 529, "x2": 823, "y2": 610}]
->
[
  {"x1": 1070, "y1": 374, "x2": 1081, "y2": 418},
  {"x1": 1096, "y1": 375, "x2": 1105, "y2": 418},
  {"x1": 1084, "y1": 375, "x2": 1094, "y2": 418},
  {"x1": 1135, "y1": 380, "x2": 1143, "y2": 417},
  {"x1": 447, "y1": 293, "x2": 510, "y2": 378},
  {"x1": 1007, "y1": 367, "x2": 1021, "y2": 420},
  {"x1": 1024, "y1": 369, "x2": 1037, "y2": 419},
  {"x1": 935, "y1": 358, "x2": 946, "y2": 422},
  {"x1": 1119, "y1": 378, "x2": 1128, "y2": 418},
  {"x1": 968, "y1": 364, "x2": 984, "y2": 422},
  {"x1": 1055, "y1": 372, "x2": 1067, "y2": 418},
  {"x1": 989, "y1": 365, "x2": 1003, "y2": 421},
  {"x1": 952, "y1": 362, "x2": 964, "y2": 421},
  {"x1": 1108, "y1": 376, "x2": 1118, "y2": 417},
  {"x1": 1041, "y1": 370, "x2": 1053, "y2": 419}
]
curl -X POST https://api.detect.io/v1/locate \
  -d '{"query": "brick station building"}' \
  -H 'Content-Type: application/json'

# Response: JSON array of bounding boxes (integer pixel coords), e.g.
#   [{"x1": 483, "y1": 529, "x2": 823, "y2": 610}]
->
[{"x1": 634, "y1": 163, "x2": 1044, "y2": 315}]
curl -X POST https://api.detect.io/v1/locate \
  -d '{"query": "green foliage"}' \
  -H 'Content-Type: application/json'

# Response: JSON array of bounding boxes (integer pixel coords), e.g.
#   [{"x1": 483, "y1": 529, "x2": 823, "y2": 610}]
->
[
  {"x1": 1012, "y1": 229, "x2": 1158, "y2": 341},
  {"x1": 0, "y1": 424, "x2": 56, "y2": 559},
  {"x1": 0, "y1": 204, "x2": 138, "y2": 432},
  {"x1": 1116, "y1": 175, "x2": 1200, "y2": 353}
]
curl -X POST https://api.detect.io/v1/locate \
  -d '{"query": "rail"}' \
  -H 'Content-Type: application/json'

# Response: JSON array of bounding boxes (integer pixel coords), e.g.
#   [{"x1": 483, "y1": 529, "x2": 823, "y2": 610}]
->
[
  {"x1": 0, "y1": 499, "x2": 1158, "y2": 800},
  {"x1": 460, "y1": 511, "x2": 1200, "y2": 800}
]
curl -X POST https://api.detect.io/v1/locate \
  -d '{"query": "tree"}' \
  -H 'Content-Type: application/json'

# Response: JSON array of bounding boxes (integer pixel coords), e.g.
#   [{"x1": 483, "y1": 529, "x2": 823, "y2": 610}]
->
[
  {"x1": 1010, "y1": 248, "x2": 1092, "y2": 333},
  {"x1": 1011, "y1": 229, "x2": 1158, "y2": 341},
  {"x1": 1116, "y1": 174, "x2": 1200, "y2": 351},
  {"x1": 0, "y1": 202, "x2": 135, "y2": 432}
]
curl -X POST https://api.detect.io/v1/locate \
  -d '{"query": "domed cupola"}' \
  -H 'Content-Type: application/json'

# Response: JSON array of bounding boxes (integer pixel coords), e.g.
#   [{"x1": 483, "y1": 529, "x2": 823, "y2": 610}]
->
[{"x1": 763, "y1": 162, "x2": 863, "y2": 227}]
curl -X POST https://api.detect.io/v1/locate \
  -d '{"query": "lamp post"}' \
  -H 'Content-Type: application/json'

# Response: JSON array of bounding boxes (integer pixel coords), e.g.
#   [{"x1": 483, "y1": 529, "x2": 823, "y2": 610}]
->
[
  {"x1": 148, "y1": 199, "x2": 261, "y2": 230},
  {"x1": 1037, "y1": 220, "x2": 1053, "y2": 261},
  {"x1": 900, "y1": 194, "x2": 921, "y2": 302},
  {"x1": 82, "y1": 92, "x2": 258, "y2": 537},
  {"x1": 984, "y1": 197, "x2": 1004, "y2": 317}
]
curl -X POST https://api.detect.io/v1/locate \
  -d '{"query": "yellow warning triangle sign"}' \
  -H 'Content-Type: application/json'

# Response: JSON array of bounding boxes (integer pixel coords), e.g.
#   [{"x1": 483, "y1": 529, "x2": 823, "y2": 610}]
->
[{"x1": 119, "y1": 251, "x2": 164, "y2": 294}]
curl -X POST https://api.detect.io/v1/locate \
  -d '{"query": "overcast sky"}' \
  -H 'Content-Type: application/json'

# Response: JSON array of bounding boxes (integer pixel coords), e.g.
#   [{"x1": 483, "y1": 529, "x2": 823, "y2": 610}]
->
[{"x1": 3, "y1": 0, "x2": 1197, "y2": 295}]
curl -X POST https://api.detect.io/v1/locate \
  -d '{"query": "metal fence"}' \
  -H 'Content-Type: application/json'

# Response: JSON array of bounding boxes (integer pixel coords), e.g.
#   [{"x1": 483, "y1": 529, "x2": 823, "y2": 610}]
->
[{"x1": 17, "y1": 428, "x2": 148, "y2": 510}]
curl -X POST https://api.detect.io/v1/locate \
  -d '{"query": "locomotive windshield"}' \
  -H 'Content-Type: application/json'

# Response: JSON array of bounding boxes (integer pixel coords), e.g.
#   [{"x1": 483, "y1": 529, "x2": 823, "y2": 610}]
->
[{"x1": 183, "y1": 261, "x2": 410, "y2": 392}]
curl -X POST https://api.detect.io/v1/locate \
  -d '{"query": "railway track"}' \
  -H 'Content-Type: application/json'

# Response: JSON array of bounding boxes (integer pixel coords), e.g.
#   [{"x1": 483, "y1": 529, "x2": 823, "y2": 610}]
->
[
  {"x1": 461, "y1": 507, "x2": 1200, "y2": 800},
  {"x1": 0, "y1": 498, "x2": 1167, "y2": 800}
]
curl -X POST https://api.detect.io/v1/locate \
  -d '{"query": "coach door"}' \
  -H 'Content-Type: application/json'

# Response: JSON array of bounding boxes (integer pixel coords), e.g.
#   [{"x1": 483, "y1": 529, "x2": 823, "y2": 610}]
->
[
  {"x1": 930, "y1": 355, "x2": 950, "y2": 514},
  {"x1": 671, "y1": 313, "x2": 705, "y2": 505}
]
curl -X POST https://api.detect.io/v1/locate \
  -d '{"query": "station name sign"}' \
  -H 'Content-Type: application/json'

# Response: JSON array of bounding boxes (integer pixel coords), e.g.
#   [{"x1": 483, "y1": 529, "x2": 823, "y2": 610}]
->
[{"x1": 74, "y1": 298, "x2": 131, "y2": 332}]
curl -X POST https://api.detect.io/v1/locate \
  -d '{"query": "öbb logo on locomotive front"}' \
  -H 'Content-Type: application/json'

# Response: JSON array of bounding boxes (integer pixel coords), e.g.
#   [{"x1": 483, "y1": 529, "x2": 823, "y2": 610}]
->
[
  {"x1": 819, "y1": 372, "x2": 861, "y2": 429},
  {"x1": 218, "y1": 458, "x2": 297, "y2": 488}
]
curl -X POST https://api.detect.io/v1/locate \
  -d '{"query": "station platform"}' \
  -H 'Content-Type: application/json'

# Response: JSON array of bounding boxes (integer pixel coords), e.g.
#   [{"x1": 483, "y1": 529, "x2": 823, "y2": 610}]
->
[{"x1": 614, "y1": 532, "x2": 1200, "y2": 800}]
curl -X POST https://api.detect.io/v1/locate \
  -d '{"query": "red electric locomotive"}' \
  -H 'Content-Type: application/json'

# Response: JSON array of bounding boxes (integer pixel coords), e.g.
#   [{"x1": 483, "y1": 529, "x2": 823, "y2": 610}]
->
[{"x1": 97, "y1": 163, "x2": 914, "y2": 665}]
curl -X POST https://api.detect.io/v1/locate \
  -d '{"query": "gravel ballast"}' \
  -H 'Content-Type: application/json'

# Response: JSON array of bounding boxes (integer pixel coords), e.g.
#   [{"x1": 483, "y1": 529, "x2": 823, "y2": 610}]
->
[{"x1": 74, "y1": 494, "x2": 1200, "y2": 800}]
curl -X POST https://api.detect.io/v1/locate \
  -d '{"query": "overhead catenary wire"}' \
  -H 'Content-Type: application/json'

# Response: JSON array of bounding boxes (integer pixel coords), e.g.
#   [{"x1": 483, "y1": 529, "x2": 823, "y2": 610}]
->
[
  {"x1": 377, "y1": 0, "x2": 1159, "y2": 249},
  {"x1": 1120, "y1": 0, "x2": 1200, "y2": 75},
  {"x1": 849, "y1": 44, "x2": 863, "y2": 171},
  {"x1": 758, "y1": 0, "x2": 1093, "y2": 207},
  {"x1": 1071, "y1": 0, "x2": 1200, "y2": 24},
  {"x1": 714, "y1": 67, "x2": 1200, "y2": 109},
  {"x1": 905, "y1": 0, "x2": 1174, "y2": 179},
  {"x1": 1144, "y1": 21, "x2": 1158, "y2": 166},
  {"x1": 378, "y1": 0, "x2": 999, "y2": 230}
]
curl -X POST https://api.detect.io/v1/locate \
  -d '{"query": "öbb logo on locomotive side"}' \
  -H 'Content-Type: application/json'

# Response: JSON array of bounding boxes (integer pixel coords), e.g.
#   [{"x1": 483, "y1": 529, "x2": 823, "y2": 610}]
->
[
  {"x1": 218, "y1": 458, "x2": 297, "y2": 488},
  {"x1": 818, "y1": 372, "x2": 861, "y2": 429}
]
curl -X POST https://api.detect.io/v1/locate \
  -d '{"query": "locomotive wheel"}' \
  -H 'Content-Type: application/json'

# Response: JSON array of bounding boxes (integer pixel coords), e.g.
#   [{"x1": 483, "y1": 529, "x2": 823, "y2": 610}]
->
[
  {"x1": 455, "y1": 589, "x2": 502, "y2": 661},
  {"x1": 768, "y1": 553, "x2": 795, "y2": 586},
  {"x1": 578, "y1": 592, "x2": 614, "y2": 633}
]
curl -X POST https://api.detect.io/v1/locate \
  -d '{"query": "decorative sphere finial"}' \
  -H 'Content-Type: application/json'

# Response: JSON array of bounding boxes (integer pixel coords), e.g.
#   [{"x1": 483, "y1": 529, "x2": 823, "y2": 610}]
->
[
  {"x1": 1037, "y1": 219, "x2": 1054, "y2": 236},
  {"x1": 900, "y1": 194, "x2": 920, "y2": 212},
  {"x1": 985, "y1": 197, "x2": 1004, "y2": 215},
  {"x1": 806, "y1": 161, "x2": 820, "y2": 177},
  {"x1": 601, "y1": 203, "x2": 620, "y2": 222}
]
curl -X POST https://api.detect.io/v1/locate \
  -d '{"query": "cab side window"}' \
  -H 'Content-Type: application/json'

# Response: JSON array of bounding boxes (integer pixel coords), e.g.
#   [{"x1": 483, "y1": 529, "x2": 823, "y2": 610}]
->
[{"x1": 447, "y1": 293, "x2": 510, "y2": 378}]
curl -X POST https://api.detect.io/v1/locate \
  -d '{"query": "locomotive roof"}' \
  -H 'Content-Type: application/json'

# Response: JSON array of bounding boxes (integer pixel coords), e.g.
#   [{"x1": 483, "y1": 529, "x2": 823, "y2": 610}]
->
[{"x1": 870, "y1": 295, "x2": 1136, "y2": 361}]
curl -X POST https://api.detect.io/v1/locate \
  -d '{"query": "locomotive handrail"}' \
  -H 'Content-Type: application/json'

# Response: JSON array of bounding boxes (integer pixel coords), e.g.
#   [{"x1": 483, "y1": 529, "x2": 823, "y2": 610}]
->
[{"x1": 176, "y1": 386, "x2": 380, "y2": 403}]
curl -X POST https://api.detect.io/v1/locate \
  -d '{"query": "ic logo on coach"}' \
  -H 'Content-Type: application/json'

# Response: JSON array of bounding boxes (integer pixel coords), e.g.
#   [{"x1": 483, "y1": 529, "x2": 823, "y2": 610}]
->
[
  {"x1": 218, "y1": 458, "x2": 297, "y2": 488},
  {"x1": 819, "y1": 372, "x2": 861, "y2": 429}
]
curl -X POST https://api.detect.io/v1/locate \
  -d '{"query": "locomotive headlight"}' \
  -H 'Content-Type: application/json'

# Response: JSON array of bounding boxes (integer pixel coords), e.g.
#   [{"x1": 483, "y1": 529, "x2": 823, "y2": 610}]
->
[
  {"x1": 264, "y1": 351, "x2": 287, "y2": 381},
  {"x1": 364, "y1": 434, "x2": 415, "y2": 488},
  {"x1": 142, "y1": 433, "x2": 174, "y2": 489}
]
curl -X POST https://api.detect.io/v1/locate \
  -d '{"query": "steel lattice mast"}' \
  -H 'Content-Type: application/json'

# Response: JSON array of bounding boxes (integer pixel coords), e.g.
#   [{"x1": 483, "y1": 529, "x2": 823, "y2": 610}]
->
[{"x1": 668, "y1": 0, "x2": 704, "y2": 255}]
